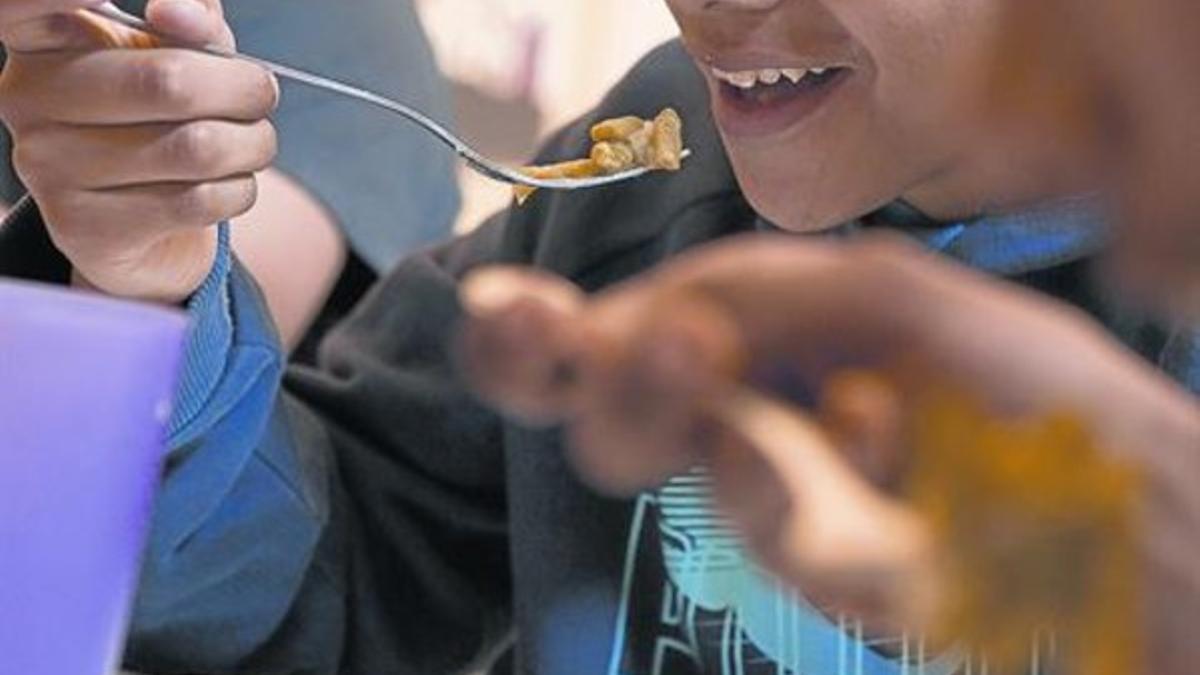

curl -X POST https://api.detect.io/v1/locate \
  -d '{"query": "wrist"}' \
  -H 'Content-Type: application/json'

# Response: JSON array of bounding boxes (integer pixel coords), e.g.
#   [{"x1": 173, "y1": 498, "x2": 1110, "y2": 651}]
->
[{"x1": 67, "y1": 227, "x2": 219, "y2": 306}]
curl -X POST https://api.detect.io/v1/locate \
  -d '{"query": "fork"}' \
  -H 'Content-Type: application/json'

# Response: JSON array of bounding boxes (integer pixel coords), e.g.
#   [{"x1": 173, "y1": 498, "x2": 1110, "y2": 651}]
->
[{"x1": 85, "y1": 3, "x2": 689, "y2": 191}]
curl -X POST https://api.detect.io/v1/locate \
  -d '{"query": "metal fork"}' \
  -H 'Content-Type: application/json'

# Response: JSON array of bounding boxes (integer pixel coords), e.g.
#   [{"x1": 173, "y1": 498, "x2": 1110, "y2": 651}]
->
[{"x1": 85, "y1": 3, "x2": 689, "y2": 191}]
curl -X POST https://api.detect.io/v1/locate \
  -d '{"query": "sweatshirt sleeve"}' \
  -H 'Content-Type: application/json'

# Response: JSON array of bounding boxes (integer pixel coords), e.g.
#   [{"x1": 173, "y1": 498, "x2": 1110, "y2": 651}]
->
[
  {"x1": 0, "y1": 200, "x2": 339, "y2": 671},
  {"x1": 0, "y1": 197, "x2": 510, "y2": 673},
  {"x1": 125, "y1": 211, "x2": 518, "y2": 674}
]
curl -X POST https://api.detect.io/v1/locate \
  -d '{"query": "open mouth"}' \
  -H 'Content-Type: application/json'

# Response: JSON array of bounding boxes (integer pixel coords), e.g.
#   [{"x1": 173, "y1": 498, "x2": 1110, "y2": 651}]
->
[{"x1": 711, "y1": 65, "x2": 852, "y2": 137}]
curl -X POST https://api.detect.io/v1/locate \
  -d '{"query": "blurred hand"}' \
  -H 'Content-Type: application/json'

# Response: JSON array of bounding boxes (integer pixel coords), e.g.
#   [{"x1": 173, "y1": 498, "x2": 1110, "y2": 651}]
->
[
  {"x1": 0, "y1": 0, "x2": 278, "y2": 303},
  {"x1": 459, "y1": 234, "x2": 1200, "y2": 668}
]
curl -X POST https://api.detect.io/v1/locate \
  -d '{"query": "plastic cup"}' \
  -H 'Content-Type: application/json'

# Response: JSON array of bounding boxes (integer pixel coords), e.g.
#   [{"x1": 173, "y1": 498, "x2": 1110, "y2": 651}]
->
[{"x1": 0, "y1": 280, "x2": 186, "y2": 675}]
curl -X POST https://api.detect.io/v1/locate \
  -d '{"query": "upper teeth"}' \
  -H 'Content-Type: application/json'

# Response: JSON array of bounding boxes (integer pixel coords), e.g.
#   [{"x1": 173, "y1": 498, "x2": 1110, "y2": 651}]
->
[{"x1": 711, "y1": 66, "x2": 824, "y2": 89}]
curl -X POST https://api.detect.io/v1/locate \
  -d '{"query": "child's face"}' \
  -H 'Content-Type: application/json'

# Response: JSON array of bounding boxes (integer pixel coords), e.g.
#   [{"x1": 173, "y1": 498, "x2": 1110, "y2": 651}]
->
[{"x1": 665, "y1": 0, "x2": 994, "y2": 232}]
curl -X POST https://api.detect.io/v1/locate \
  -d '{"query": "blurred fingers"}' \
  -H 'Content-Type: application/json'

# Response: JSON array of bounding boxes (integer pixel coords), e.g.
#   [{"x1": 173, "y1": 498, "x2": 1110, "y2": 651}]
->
[
  {"x1": 564, "y1": 292, "x2": 745, "y2": 494},
  {"x1": 459, "y1": 266, "x2": 588, "y2": 426}
]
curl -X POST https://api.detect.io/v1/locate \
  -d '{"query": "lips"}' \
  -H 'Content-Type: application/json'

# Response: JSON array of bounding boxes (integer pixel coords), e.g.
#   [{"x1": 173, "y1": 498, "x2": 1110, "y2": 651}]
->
[{"x1": 707, "y1": 62, "x2": 854, "y2": 138}]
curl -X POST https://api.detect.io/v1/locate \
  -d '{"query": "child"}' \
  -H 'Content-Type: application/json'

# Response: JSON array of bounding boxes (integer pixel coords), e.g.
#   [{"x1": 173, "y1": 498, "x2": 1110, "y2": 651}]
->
[{"x1": 0, "y1": 0, "x2": 1193, "y2": 673}]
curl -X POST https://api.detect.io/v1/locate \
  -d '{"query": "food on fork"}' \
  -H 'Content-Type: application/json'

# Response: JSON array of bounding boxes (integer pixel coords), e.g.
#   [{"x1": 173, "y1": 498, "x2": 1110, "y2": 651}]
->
[{"x1": 514, "y1": 108, "x2": 685, "y2": 204}]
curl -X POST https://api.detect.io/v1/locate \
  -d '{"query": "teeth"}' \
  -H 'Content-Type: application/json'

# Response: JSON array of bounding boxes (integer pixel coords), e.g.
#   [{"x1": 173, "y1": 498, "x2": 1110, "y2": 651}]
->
[
  {"x1": 712, "y1": 65, "x2": 829, "y2": 88},
  {"x1": 757, "y1": 68, "x2": 782, "y2": 85},
  {"x1": 781, "y1": 68, "x2": 807, "y2": 84},
  {"x1": 728, "y1": 70, "x2": 757, "y2": 89}
]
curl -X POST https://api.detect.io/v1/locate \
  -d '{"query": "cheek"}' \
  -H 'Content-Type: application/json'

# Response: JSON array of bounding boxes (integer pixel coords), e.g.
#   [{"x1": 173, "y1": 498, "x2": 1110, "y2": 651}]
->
[{"x1": 843, "y1": 1, "x2": 997, "y2": 128}]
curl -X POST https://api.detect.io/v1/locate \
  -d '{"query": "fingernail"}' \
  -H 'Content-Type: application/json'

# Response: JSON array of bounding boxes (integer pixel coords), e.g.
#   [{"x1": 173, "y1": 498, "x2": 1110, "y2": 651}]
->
[{"x1": 266, "y1": 73, "x2": 282, "y2": 112}]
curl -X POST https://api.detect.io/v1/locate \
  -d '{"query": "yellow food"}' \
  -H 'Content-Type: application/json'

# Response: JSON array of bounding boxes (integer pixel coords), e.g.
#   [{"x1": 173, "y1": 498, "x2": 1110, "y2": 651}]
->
[
  {"x1": 906, "y1": 390, "x2": 1141, "y2": 675},
  {"x1": 514, "y1": 108, "x2": 685, "y2": 205}
]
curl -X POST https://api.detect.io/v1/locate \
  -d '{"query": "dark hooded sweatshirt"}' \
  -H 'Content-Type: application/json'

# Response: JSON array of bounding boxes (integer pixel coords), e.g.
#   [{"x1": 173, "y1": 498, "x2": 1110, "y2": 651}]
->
[{"x1": 1, "y1": 40, "x2": 1196, "y2": 675}]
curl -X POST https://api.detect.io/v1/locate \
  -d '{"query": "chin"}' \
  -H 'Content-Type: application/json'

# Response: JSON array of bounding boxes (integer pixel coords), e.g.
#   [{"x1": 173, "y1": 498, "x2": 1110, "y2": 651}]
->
[{"x1": 727, "y1": 153, "x2": 867, "y2": 234}]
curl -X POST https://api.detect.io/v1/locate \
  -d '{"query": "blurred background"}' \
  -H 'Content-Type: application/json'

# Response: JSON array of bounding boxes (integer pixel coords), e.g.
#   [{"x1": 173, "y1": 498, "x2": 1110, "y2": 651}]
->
[{"x1": 413, "y1": 0, "x2": 680, "y2": 232}]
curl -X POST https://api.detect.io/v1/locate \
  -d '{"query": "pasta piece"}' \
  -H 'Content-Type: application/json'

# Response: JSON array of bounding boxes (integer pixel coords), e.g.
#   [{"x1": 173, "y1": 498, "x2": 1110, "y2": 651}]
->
[
  {"x1": 590, "y1": 142, "x2": 638, "y2": 174},
  {"x1": 647, "y1": 108, "x2": 684, "y2": 170},
  {"x1": 590, "y1": 116, "x2": 648, "y2": 143},
  {"x1": 514, "y1": 108, "x2": 685, "y2": 205},
  {"x1": 514, "y1": 158, "x2": 601, "y2": 205}
]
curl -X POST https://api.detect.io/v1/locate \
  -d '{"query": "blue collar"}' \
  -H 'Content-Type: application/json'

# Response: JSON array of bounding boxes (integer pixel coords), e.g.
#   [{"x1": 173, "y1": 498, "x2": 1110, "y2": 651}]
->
[{"x1": 755, "y1": 196, "x2": 1109, "y2": 277}]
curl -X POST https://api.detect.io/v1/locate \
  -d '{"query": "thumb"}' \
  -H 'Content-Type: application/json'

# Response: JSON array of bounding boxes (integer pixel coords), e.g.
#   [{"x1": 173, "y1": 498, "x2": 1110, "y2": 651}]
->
[{"x1": 145, "y1": 0, "x2": 233, "y2": 49}]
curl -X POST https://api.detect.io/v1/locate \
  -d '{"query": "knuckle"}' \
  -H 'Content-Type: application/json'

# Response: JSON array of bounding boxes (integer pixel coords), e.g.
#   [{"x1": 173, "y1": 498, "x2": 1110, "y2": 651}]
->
[
  {"x1": 166, "y1": 122, "x2": 221, "y2": 174},
  {"x1": 130, "y1": 56, "x2": 194, "y2": 109}
]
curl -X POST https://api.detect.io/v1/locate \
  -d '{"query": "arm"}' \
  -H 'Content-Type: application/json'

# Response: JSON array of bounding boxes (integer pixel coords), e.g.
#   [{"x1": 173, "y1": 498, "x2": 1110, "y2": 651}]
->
[
  {"x1": 229, "y1": 168, "x2": 345, "y2": 350},
  {"x1": 0, "y1": 6, "x2": 505, "y2": 671},
  {"x1": 0, "y1": 196, "x2": 515, "y2": 674}
]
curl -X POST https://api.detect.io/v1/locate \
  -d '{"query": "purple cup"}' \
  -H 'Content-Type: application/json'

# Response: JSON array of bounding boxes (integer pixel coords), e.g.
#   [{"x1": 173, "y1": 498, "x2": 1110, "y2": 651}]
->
[{"x1": 0, "y1": 280, "x2": 186, "y2": 675}]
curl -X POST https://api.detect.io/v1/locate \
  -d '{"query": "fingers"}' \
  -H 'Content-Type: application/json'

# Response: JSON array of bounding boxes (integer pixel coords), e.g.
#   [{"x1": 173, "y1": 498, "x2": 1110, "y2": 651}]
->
[
  {"x1": 40, "y1": 175, "x2": 258, "y2": 251},
  {"x1": 14, "y1": 119, "x2": 276, "y2": 189},
  {"x1": 0, "y1": 0, "x2": 105, "y2": 30},
  {"x1": 0, "y1": 48, "x2": 278, "y2": 126},
  {"x1": 712, "y1": 389, "x2": 936, "y2": 634},
  {"x1": 457, "y1": 237, "x2": 924, "y2": 496},
  {"x1": 818, "y1": 370, "x2": 907, "y2": 490},
  {"x1": 459, "y1": 267, "x2": 745, "y2": 495},
  {"x1": 565, "y1": 292, "x2": 745, "y2": 494},
  {"x1": 459, "y1": 266, "x2": 589, "y2": 426},
  {"x1": 0, "y1": 0, "x2": 273, "y2": 306}
]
